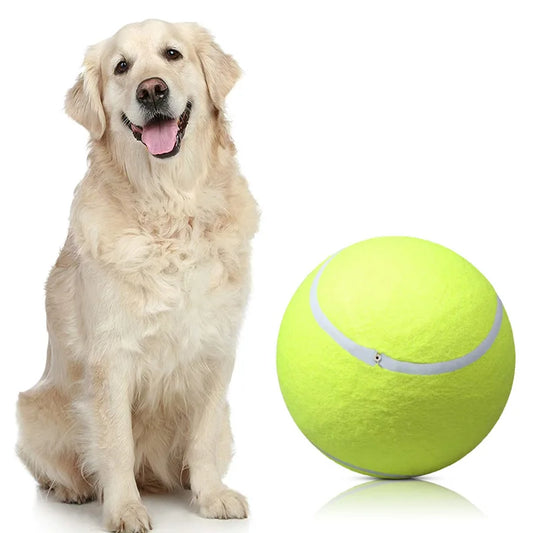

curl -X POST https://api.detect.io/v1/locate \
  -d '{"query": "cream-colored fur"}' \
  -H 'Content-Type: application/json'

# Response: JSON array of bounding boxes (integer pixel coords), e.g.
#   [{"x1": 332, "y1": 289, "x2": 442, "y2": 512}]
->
[{"x1": 16, "y1": 20, "x2": 258, "y2": 533}]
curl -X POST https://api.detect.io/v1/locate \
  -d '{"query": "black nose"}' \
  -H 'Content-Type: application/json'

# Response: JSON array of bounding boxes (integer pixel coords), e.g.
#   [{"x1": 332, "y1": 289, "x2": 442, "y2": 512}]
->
[{"x1": 136, "y1": 77, "x2": 169, "y2": 109}]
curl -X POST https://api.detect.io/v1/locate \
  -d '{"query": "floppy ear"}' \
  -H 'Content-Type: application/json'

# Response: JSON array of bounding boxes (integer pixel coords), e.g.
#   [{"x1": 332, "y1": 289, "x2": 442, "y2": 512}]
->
[
  {"x1": 191, "y1": 24, "x2": 242, "y2": 110},
  {"x1": 65, "y1": 44, "x2": 106, "y2": 139}
]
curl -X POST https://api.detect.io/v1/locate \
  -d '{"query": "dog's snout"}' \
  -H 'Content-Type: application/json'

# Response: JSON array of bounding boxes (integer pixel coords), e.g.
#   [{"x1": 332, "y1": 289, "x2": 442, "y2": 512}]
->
[{"x1": 136, "y1": 78, "x2": 169, "y2": 109}]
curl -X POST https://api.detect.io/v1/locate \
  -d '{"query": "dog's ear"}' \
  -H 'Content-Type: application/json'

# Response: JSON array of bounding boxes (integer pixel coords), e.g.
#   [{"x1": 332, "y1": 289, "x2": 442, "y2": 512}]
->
[
  {"x1": 189, "y1": 24, "x2": 242, "y2": 110},
  {"x1": 65, "y1": 43, "x2": 106, "y2": 139}
]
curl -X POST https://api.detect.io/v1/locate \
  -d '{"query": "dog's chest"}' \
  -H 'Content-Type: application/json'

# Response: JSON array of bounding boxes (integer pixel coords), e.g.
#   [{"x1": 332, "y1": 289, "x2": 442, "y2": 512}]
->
[{"x1": 126, "y1": 205, "x2": 249, "y2": 359}]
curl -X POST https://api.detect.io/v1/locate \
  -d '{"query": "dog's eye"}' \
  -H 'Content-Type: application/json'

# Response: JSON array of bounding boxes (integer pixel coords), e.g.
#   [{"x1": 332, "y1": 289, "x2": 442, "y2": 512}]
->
[
  {"x1": 165, "y1": 48, "x2": 183, "y2": 61},
  {"x1": 114, "y1": 60, "x2": 129, "y2": 75}
]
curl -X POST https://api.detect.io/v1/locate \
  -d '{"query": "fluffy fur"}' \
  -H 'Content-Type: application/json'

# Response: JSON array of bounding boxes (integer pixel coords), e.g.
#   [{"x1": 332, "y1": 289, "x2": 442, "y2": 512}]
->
[{"x1": 16, "y1": 19, "x2": 258, "y2": 533}]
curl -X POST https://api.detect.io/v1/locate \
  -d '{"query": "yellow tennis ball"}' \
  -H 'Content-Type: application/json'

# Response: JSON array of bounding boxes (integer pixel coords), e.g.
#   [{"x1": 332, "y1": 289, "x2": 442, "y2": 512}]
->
[{"x1": 277, "y1": 236, "x2": 515, "y2": 478}]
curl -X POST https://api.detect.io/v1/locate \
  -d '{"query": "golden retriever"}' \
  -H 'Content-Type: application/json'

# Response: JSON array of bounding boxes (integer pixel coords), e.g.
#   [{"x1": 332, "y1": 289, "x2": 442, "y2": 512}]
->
[{"x1": 16, "y1": 19, "x2": 258, "y2": 532}]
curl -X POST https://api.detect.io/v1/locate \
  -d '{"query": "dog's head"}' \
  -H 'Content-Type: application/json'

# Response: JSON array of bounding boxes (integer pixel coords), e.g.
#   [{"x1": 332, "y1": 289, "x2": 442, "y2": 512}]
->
[{"x1": 66, "y1": 20, "x2": 240, "y2": 160}]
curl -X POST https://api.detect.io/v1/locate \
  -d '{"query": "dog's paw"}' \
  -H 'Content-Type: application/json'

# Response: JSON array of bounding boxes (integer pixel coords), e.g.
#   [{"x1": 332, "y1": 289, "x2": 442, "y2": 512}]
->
[
  {"x1": 196, "y1": 487, "x2": 248, "y2": 519},
  {"x1": 105, "y1": 501, "x2": 152, "y2": 533}
]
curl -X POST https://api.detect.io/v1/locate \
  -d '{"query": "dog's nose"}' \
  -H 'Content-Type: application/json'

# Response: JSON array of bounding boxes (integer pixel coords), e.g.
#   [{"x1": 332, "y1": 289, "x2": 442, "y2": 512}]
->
[{"x1": 136, "y1": 78, "x2": 169, "y2": 108}]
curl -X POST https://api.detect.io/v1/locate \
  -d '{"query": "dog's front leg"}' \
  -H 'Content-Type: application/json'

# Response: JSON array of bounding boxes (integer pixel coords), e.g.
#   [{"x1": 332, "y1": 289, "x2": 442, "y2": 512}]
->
[
  {"x1": 186, "y1": 360, "x2": 248, "y2": 520},
  {"x1": 85, "y1": 358, "x2": 152, "y2": 533}
]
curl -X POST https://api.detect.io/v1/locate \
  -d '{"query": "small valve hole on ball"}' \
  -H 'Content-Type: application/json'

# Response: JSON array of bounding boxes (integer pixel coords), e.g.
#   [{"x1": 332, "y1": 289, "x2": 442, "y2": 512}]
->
[{"x1": 374, "y1": 353, "x2": 382, "y2": 364}]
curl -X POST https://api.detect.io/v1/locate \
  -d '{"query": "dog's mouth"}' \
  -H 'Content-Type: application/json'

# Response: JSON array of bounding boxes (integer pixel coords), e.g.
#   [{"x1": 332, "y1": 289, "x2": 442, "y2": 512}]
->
[{"x1": 121, "y1": 101, "x2": 192, "y2": 159}]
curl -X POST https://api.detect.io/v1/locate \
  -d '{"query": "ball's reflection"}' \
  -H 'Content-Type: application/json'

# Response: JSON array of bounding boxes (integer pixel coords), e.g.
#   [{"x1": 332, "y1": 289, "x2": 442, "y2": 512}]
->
[{"x1": 316, "y1": 479, "x2": 483, "y2": 520}]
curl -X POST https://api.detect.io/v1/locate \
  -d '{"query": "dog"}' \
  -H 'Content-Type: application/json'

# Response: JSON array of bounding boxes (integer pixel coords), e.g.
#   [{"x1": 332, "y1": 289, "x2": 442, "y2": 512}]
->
[{"x1": 16, "y1": 19, "x2": 258, "y2": 533}]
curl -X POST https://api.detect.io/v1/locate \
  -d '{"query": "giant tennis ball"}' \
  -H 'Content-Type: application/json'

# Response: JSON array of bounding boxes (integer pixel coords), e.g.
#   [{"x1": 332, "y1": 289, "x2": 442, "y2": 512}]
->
[{"x1": 277, "y1": 236, "x2": 514, "y2": 478}]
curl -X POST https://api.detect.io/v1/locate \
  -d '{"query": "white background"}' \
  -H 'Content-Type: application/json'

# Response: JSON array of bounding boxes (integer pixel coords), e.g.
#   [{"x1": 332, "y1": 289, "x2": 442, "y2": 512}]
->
[{"x1": 1, "y1": 1, "x2": 532, "y2": 532}]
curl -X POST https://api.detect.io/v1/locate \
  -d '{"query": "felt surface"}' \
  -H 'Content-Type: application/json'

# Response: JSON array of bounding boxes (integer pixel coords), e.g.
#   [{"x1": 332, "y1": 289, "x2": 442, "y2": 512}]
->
[
  {"x1": 320, "y1": 237, "x2": 497, "y2": 364},
  {"x1": 277, "y1": 236, "x2": 515, "y2": 477}
]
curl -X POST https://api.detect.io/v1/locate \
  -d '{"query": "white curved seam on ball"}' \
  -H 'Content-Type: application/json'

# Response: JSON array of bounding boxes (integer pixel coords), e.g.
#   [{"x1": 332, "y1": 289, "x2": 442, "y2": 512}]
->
[
  {"x1": 317, "y1": 446, "x2": 411, "y2": 479},
  {"x1": 309, "y1": 253, "x2": 503, "y2": 375}
]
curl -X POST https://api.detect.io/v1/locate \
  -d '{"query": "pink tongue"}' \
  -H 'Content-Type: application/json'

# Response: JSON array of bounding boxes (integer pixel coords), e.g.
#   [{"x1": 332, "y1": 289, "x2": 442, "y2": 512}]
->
[{"x1": 141, "y1": 120, "x2": 179, "y2": 155}]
